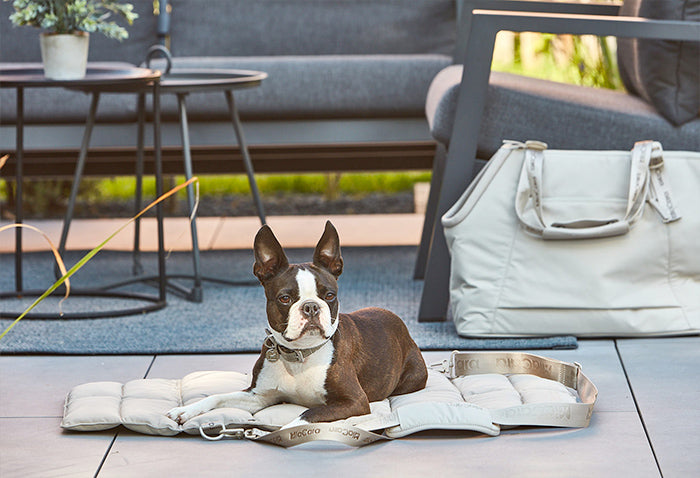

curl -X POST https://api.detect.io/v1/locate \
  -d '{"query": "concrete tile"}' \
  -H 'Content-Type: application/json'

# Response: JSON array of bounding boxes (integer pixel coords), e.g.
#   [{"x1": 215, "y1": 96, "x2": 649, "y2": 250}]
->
[
  {"x1": 0, "y1": 342, "x2": 657, "y2": 478},
  {"x1": 0, "y1": 417, "x2": 114, "y2": 478},
  {"x1": 617, "y1": 337, "x2": 700, "y2": 478},
  {"x1": 0, "y1": 355, "x2": 153, "y2": 417},
  {"x1": 98, "y1": 410, "x2": 656, "y2": 478}
]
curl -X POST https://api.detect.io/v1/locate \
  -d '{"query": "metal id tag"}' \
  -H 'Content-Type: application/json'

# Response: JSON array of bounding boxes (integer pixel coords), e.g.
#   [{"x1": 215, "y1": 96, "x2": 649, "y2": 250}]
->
[{"x1": 265, "y1": 347, "x2": 280, "y2": 362}]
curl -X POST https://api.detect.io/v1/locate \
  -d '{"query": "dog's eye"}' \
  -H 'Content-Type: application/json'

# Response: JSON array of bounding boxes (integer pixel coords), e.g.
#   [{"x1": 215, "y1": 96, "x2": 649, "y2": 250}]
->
[
  {"x1": 278, "y1": 294, "x2": 292, "y2": 305},
  {"x1": 324, "y1": 292, "x2": 336, "y2": 301}
]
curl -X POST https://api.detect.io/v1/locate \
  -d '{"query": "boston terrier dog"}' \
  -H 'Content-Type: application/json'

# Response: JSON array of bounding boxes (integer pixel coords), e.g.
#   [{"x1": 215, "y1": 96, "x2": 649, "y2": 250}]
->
[{"x1": 167, "y1": 221, "x2": 427, "y2": 426}]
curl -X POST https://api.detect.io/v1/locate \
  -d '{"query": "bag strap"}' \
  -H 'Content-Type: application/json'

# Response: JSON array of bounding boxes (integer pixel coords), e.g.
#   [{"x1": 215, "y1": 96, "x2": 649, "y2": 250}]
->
[
  {"x1": 645, "y1": 145, "x2": 682, "y2": 223},
  {"x1": 516, "y1": 140, "x2": 678, "y2": 240},
  {"x1": 439, "y1": 351, "x2": 598, "y2": 429}
]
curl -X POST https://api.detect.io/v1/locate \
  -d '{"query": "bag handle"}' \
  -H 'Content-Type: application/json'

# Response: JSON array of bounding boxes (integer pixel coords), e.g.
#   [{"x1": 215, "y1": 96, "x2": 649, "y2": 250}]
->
[{"x1": 515, "y1": 140, "x2": 675, "y2": 240}]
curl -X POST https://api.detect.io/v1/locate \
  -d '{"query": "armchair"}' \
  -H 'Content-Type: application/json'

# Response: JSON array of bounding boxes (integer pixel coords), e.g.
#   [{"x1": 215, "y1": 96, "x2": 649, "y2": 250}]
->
[{"x1": 417, "y1": 0, "x2": 700, "y2": 322}]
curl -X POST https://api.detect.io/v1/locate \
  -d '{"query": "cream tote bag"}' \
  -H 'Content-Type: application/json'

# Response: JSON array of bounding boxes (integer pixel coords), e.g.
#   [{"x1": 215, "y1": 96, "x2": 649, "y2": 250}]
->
[{"x1": 442, "y1": 140, "x2": 700, "y2": 337}]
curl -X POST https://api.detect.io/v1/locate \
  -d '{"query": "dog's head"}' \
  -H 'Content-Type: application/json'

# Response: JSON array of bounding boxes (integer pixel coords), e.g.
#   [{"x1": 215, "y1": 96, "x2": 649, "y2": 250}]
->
[{"x1": 253, "y1": 221, "x2": 343, "y2": 349}]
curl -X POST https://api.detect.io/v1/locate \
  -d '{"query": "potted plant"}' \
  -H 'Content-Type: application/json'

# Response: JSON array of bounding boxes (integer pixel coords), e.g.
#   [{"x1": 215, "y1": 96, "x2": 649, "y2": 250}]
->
[{"x1": 4, "y1": 0, "x2": 138, "y2": 80}]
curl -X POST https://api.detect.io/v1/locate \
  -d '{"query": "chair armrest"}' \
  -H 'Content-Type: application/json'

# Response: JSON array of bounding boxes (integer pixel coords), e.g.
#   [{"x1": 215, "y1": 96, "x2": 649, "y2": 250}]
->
[
  {"x1": 459, "y1": 0, "x2": 620, "y2": 17},
  {"x1": 454, "y1": 1, "x2": 621, "y2": 61}
]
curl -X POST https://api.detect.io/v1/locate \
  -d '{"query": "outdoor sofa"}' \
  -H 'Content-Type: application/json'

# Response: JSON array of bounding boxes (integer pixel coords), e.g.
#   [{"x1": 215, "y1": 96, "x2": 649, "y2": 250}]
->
[{"x1": 0, "y1": 0, "x2": 459, "y2": 178}]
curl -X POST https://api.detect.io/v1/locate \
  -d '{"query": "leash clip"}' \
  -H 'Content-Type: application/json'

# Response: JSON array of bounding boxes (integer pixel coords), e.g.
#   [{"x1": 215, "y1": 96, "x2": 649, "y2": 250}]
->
[{"x1": 199, "y1": 424, "x2": 245, "y2": 441}]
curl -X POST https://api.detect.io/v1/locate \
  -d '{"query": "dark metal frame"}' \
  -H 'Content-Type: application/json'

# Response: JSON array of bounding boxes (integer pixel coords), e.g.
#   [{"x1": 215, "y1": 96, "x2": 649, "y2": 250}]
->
[
  {"x1": 129, "y1": 67, "x2": 268, "y2": 302},
  {"x1": 0, "y1": 65, "x2": 167, "y2": 319},
  {"x1": 417, "y1": 1, "x2": 700, "y2": 321},
  {"x1": 55, "y1": 68, "x2": 269, "y2": 304}
]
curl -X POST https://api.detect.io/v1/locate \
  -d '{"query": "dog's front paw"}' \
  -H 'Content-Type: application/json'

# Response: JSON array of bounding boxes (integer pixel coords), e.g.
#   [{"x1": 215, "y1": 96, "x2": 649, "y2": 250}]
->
[{"x1": 166, "y1": 405, "x2": 203, "y2": 425}]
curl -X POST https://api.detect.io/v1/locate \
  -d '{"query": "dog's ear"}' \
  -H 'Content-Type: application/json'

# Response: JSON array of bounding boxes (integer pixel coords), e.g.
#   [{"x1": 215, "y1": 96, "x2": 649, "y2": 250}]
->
[
  {"x1": 313, "y1": 221, "x2": 343, "y2": 278},
  {"x1": 253, "y1": 225, "x2": 289, "y2": 283}
]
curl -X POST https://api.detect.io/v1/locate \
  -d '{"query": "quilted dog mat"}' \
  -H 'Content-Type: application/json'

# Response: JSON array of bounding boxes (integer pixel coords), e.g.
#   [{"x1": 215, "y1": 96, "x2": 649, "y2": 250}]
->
[{"x1": 61, "y1": 352, "x2": 598, "y2": 447}]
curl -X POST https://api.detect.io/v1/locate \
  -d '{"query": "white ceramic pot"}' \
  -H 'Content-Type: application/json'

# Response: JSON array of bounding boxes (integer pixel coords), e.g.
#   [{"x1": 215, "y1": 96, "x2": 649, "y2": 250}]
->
[{"x1": 40, "y1": 32, "x2": 89, "y2": 80}]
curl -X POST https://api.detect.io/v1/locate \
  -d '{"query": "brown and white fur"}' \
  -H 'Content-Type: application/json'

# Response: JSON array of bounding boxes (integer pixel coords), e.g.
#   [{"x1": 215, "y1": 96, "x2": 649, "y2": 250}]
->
[{"x1": 166, "y1": 221, "x2": 427, "y2": 426}]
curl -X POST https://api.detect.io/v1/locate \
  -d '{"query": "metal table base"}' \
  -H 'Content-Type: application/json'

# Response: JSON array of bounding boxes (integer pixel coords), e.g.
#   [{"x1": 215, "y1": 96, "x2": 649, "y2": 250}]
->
[{"x1": 0, "y1": 65, "x2": 166, "y2": 319}]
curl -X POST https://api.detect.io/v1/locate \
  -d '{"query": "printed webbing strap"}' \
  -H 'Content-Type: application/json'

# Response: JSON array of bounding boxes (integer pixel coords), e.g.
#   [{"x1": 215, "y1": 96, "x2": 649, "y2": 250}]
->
[
  {"x1": 443, "y1": 351, "x2": 598, "y2": 428},
  {"x1": 517, "y1": 140, "x2": 680, "y2": 239},
  {"x1": 247, "y1": 422, "x2": 392, "y2": 447},
  {"x1": 643, "y1": 142, "x2": 681, "y2": 223}
]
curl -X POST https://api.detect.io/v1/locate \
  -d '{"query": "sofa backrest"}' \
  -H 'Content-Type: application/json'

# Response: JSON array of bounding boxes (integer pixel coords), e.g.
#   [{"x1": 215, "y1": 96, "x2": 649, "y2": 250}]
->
[
  {"x1": 166, "y1": 0, "x2": 457, "y2": 56},
  {"x1": 0, "y1": 0, "x2": 158, "y2": 64},
  {"x1": 1, "y1": 0, "x2": 457, "y2": 63}
]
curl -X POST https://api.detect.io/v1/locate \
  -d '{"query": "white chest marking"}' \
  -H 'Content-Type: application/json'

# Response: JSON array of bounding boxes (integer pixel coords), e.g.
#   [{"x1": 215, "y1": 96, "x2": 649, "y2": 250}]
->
[{"x1": 253, "y1": 341, "x2": 334, "y2": 407}]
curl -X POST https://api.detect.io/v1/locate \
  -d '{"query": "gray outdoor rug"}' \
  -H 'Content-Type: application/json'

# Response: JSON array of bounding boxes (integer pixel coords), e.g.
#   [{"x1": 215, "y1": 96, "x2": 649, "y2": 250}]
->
[{"x1": 0, "y1": 246, "x2": 576, "y2": 354}]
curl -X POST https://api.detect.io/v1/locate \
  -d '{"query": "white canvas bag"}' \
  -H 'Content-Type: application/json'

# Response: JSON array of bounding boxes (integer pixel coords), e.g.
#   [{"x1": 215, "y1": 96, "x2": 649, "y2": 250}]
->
[{"x1": 442, "y1": 140, "x2": 700, "y2": 337}]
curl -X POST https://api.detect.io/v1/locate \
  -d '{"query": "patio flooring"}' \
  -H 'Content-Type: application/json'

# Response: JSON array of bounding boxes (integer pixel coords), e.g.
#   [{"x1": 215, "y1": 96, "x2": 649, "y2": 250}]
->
[{"x1": 1, "y1": 215, "x2": 699, "y2": 477}]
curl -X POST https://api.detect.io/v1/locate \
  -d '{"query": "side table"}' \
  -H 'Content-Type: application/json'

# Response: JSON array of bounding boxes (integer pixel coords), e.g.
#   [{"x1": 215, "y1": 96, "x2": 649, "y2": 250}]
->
[
  {"x1": 131, "y1": 66, "x2": 269, "y2": 302},
  {"x1": 0, "y1": 63, "x2": 166, "y2": 319}
]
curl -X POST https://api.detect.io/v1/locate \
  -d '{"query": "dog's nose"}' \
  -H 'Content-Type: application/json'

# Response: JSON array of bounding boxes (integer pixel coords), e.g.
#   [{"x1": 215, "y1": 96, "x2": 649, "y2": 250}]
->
[{"x1": 301, "y1": 301, "x2": 320, "y2": 318}]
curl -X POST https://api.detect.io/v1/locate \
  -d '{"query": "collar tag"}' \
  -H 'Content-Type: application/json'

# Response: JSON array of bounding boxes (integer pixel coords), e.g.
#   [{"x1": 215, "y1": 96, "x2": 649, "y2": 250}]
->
[{"x1": 263, "y1": 329, "x2": 331, "y2": 363}]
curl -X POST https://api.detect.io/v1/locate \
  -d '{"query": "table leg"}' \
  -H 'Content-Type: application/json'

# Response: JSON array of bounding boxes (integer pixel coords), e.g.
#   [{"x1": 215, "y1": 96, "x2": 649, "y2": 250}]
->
[
  {"x1": 176, "y1": 93, "x2": 203, "y2": 302},
  {"x1": 153, "y1": 81, "x2": 167, "y2": 303},
  {"x1": 14, "y1": 87, "x2": 24, "y2": 292},
  {"x1": 224, "y1": 90, "x2": 266, "y2": 225},
  {"x1": 57, "y1": 92, "x2": 100, "y2": 268},
  {"x1": 132, "y1": 92, "x2": 146, "y2": 276}
]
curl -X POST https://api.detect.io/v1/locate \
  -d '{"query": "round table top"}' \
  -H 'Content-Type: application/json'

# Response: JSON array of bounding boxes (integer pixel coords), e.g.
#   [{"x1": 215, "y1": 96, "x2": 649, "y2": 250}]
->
[
  {"x1": 0, "y1": 63, "x2": 161, "y2": 89},
  {"x1": 0, "y1": 63, "x2": 267, "y2": 94},
  {"x1": 158, "y1": 69, "x2": 267, "y2": 93}
]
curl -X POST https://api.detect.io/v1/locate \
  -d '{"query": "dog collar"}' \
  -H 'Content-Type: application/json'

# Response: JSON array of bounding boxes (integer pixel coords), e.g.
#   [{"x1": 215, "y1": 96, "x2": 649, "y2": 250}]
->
[{"x1": 263, "y1": 330, "x2": 331, "y2": 363}]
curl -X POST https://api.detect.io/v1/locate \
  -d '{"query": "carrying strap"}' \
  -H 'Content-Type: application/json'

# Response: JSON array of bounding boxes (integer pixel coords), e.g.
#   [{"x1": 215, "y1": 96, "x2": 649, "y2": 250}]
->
[
  {"x1": 202, "y1": 352, "x2": 597, "y2": 447},
  {"x1": 516, "y1": 140, "x2": 680, "y2": 240}
]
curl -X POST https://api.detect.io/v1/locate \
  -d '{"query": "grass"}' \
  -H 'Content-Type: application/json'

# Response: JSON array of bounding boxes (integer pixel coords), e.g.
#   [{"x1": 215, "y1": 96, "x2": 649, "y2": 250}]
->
[
  {"x1": 95, "y1": 171, "x2": 432, "y2": 200},
  {"x1": 0, "y1": 172, "x2": 431, "y2": 218}
]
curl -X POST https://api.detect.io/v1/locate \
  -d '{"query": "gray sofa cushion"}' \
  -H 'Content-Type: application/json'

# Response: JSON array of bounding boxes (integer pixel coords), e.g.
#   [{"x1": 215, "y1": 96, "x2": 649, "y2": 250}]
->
[
  {"x1": 153, "y1": 55, "x2": 452, "y2": 120},
  {"x1": 426, "y1": 65, "x2": 700, "y2": 157},
  {"x1": 617, "y1": 0, "x2": 700, "y2": 126},
  {"x1": 168, "y1": 0, "x2": 456, "y2": 56},
  {"x1": 0, "y1": 54, "x2": 451, "y2": 124}
]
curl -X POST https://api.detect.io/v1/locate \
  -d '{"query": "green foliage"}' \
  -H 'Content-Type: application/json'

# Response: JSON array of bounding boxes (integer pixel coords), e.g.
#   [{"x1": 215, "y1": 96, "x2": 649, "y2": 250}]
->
[
  {"x1": 95, "y1": 172, "x2": 432, "y2": 200},
  {"x1": 493, "y1": 33, "x2": 623, "y2": 91},
  {"x1": 1, "y1": 178, "x2": 104, "y2": 218},
  {"x1": 5, "y1": 0, "x2": 137, "y2": 40}
]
